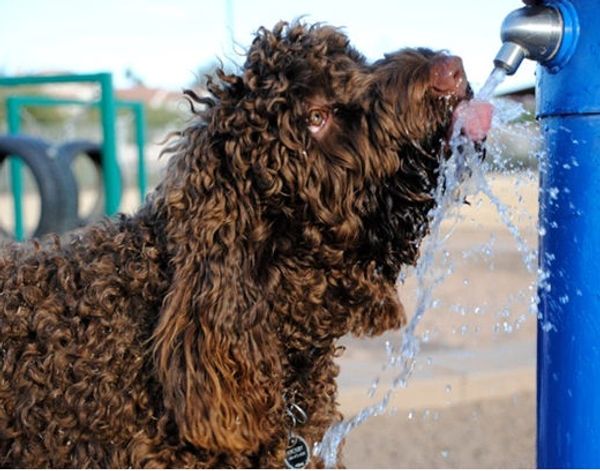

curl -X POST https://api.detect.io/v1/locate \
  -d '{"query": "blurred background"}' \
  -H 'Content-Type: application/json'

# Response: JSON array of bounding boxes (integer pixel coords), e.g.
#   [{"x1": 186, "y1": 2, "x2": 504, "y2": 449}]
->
[{"x1": 0, "y1": 0, "x2": 541, "y2": 467}]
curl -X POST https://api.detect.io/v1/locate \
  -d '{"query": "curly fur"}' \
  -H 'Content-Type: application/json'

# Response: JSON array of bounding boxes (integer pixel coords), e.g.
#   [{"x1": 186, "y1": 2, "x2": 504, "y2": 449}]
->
[{"x1": 0, "y1": 22, "x2": 472, "y2": 467}]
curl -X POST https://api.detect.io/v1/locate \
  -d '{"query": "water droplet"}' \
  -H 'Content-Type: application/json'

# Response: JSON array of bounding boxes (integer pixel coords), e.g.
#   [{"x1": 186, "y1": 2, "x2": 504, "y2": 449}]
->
[
  {"x1": 445, "y1": 384, "x2": 452, "y2": 393},
  {"x1": 441, "y1": 449, "x2": 449, "y2": 459},
  {"x1": 368, "y1": 378, "x2": 379, "y2": 397},
  {"x1": 559, "y1": 294, "x2": 569, "y2": 304},
  {"x1": 542, "y1": 321, "x2": 555, "y2": 333}
]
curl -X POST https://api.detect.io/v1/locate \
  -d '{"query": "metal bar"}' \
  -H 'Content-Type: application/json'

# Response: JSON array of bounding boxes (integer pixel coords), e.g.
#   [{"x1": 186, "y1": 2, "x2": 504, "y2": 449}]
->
[
  {"x1": 131, "y1": 103, "x2": 147, "y2": 202},
  {"x1": 0, "y1": 73, "x2": 107, "y2": 87},
  {"x1": 8, "y1": 96, "x2": 140, "y2": 108},
  {"x1": 98, "y1": 73, "x2": 121, "y2": 215},
  {"x1": 6, "y1": 100, "x2": 24, "y2": 241}
]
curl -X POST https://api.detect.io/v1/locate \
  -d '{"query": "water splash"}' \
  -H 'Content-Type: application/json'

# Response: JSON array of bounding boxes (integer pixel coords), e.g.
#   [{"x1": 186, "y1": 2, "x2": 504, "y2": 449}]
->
[{"x1": 315, "y1": 66, "x2": 538, "y2": 467}]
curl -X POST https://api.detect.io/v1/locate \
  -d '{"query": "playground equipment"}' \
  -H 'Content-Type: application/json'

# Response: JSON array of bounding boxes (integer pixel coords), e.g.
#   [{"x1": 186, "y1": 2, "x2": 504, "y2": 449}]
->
[
  {"x1": 0, "y1": 135, "x2": 77, "y2": 237},
  {"x1": 7, "y1": 97, "x2": 148, "y2": 226},
  {"x1": 496, "y1": 0, "x2": 599, "y2": 467},
  {"x1": 0, "y1": 73, "x2": 147, "y2": 240}
]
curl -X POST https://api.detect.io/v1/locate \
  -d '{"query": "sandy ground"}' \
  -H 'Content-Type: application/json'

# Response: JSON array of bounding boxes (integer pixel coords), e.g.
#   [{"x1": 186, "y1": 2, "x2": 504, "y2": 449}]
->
[
  {"x1": 2, "y1": 172, "x2": 540, "y2": 468},
  {"x1": 336, "y1": 172, "x2": 539, "y2": 468},
  {"x1": 343, "y1": 392, "x2": 535, "y2": 468}
]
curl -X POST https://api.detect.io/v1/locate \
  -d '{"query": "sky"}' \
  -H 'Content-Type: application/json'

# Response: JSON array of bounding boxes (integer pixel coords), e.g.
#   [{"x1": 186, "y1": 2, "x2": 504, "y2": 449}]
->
[{"x1": 0, "y1": 0, "x2": 536, "y2": 94}]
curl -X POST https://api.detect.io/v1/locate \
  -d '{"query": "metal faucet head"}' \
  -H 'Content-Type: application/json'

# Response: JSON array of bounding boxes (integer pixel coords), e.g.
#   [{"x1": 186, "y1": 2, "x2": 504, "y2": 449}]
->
[
  {"x1": 494, "y1": 5, "x2": 563, "y2": 75},
  {"x1": 494, "y1": 41, "x2": 527, "y2": 75}
]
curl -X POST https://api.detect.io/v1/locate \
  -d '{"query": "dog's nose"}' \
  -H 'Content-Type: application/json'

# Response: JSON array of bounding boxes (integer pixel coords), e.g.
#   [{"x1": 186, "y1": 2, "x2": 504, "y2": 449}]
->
[{"x1": 430, "y1": 55, "x2": 468, "y2": 97}]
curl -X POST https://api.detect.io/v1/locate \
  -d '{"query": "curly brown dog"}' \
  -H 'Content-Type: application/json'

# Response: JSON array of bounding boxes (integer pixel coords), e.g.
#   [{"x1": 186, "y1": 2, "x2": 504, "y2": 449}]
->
[{"x1": 0, "y1": 22, "x2": 491, "y2": 468}]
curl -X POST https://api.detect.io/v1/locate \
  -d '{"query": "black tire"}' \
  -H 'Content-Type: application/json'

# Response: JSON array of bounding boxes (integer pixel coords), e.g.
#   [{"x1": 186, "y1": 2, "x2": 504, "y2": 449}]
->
[
  {"x1": 0, "y1": 135, "x2": 78, "y2": 238},
  {"x1": 56, "y1": 140, "x2": 122, "y2": 227}
]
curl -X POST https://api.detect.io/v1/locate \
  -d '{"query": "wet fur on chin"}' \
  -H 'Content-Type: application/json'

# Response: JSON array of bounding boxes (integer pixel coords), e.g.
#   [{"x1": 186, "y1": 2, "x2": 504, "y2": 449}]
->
[{"x1": 0, "y1": 21, "x2": 466, "y2": 468}]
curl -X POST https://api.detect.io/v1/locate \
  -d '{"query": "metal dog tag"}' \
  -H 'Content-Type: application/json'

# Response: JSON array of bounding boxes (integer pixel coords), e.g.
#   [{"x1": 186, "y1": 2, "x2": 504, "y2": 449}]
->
[{"x1": 284, "y1": 434, "x2": 310, "y2": 469}]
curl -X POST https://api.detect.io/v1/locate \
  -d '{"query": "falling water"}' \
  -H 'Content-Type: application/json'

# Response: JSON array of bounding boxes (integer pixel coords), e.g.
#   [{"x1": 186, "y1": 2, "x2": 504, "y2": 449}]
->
[
  {"x1": 315, "y1": 66, "x2": 538, "y2": 467},
  {"x1": 477, "y1": 67, "x2": 508, "y2": 101}
]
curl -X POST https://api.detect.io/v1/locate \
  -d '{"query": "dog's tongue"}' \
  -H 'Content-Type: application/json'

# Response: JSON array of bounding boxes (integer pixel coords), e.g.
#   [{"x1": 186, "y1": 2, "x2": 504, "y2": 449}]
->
[{"x1": 452, "y1": 100, "x2": 493, "y2": 142}]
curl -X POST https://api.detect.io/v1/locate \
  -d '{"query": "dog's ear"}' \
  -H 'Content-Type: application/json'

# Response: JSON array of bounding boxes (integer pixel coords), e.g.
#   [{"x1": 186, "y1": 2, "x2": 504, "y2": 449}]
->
[{"x1": 151, "y1": 144, "x2": 283, "y2": 455}]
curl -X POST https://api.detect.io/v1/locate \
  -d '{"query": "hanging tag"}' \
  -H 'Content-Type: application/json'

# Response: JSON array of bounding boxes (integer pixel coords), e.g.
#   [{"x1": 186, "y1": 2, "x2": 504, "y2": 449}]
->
[{"x1": 284, "y1": 434, "x2": 310, "y2": 469}]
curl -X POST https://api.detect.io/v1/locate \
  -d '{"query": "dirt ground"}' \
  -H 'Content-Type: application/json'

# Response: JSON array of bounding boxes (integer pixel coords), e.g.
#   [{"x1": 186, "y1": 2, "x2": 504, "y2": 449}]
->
[{"x1": 343, "y1": 392, "x2": 535, "y2": 468}]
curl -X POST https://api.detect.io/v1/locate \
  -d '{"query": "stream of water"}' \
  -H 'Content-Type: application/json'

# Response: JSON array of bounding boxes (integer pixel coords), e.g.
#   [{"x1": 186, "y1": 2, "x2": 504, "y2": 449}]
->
[{"x1": 315, "y1": 67, "x2": 540, "y2": 467}]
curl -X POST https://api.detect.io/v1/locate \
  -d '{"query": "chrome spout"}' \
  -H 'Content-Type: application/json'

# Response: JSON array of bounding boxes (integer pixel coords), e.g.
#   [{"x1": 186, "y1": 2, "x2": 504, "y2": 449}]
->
[{"x1": 494, "y1": 5, "x2": 563, "y2": 75}]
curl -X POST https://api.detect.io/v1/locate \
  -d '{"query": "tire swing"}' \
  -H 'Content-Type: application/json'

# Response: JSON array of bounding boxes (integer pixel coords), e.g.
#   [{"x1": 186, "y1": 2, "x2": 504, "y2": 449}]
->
[
  {"x1": 0, "y1": 135, "x2": 78, "y2": 239},
  {"x1": 56, "y1": 140, "x2": 122, "y2": 227}
]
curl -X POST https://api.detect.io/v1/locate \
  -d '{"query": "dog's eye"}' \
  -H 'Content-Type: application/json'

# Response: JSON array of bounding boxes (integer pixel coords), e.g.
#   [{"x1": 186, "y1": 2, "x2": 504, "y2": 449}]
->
[
  {"x1": 308, "y1": 110, "x2": 325, "y2": 126},
  {"x1": 307, "y1": 109, "x2": 329, "y2": 134}
]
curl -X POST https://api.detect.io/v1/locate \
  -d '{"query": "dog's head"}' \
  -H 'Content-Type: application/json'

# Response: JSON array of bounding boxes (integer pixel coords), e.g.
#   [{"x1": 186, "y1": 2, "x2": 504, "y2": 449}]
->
[{"x1": 185, "y1": 22, "x2": 473, "y2": 278}]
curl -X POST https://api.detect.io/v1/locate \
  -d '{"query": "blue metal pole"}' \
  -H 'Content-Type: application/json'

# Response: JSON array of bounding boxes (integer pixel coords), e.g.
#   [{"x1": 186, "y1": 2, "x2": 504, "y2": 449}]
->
[{"x1": 536, "y1": 0, "x2": 600, "y2": 467}]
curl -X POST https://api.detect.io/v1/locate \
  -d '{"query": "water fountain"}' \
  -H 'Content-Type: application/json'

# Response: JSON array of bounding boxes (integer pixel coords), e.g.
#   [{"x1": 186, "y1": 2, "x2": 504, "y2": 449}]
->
[{"x1": 493, "y1": 0, "x2": 599, "y2": 467}]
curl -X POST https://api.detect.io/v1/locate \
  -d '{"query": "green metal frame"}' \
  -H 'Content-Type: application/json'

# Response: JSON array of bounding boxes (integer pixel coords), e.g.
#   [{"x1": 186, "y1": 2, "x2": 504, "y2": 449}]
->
[
  {"x1": 6, "y1": 95, "x2": 148, "y2": 200},
  {"x1": 0, "y1": 73, "x2": 121, "y2": 240},
  {"x1": 0, "y1": 73, "x2": 147, "y2": 240}
]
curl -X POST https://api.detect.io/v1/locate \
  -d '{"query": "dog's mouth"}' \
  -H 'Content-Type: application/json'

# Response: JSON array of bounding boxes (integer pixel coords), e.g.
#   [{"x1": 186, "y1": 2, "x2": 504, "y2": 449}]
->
[
  {"x1": 429, "y1": 55, "x2": 492, "y2": 141},
  {"x1": 449, "y1": 95, "x2": 494, "y2": 143},
  {"x1": 353, "y1": 55, "x2": 494, "y2": 280},
  {"x1": 360, "y1": 70, "x2": 493, "y2": 280}
]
